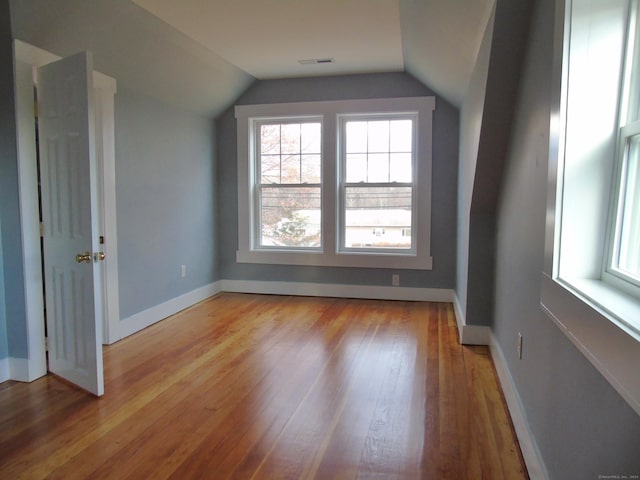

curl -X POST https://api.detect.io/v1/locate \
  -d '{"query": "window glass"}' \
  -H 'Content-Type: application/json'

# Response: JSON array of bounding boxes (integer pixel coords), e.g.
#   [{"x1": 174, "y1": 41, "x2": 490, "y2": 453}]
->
[
  {"x1": 344, "y1": 186, "x2": 412, "y2": 249},
  {"x1": 342, "y1": 117, "x2": 414, "y2": 251},
  {"x1": 257, "y1": 121, "x2": 322, "y2": 249},
  {"x1": 259, "y1": 186, "x2": 321, "y2": 248},
  {"x1": 616, "y1": 134, "x2": 640, "y2": 280}
]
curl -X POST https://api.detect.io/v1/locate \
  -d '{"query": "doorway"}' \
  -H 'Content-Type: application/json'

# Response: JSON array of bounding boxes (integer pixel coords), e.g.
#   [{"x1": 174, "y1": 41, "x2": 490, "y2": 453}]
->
[{"x1": 13, "y1": 40, "x2": 120, "y2": 384}]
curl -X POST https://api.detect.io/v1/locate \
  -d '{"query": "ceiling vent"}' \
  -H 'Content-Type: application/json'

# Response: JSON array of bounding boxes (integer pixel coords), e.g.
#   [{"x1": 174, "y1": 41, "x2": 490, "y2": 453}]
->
[{"x1": 298, "y1": 58, "x2": 335, "y2": 65}]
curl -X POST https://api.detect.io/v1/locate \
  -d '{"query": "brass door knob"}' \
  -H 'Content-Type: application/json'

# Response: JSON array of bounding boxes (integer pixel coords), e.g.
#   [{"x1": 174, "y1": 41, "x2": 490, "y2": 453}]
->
[
  {"x1": 94, "y1": 251, "x2": 106, "y2": 261},
  {"x1": 75, "y1": 251, "x2": 92, "y2": 263}
]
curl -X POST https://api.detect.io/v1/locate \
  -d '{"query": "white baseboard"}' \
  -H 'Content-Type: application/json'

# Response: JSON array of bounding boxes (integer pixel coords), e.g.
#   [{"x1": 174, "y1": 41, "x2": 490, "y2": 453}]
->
[
  {"x1": 221, "y1": 279, "x2": 455, "y2": 303},
  {"x1": 0, "y1": 356, "x2": 49, "y2": 384},
  {"x1": 118, "y1": 280, "x2": 453, "y2": 342},
  {"x1": 119, "y1": 281, "x2": 223, "y2": 339},
  {"x1": 0, "y1": 357, "x2": 32, "y2": 383},
  {"x1": 9, "y1": 357, "x2": 31, "y2": 382},
  {"x1": 490, "y1": 335, "x2": 548, "y2": 480},
  {"x1": 0, "y1": 357, "x2": 8, "y2": 383},
  {"x1": 452, "y1": 295, "x2": 491, "y2": 345}
]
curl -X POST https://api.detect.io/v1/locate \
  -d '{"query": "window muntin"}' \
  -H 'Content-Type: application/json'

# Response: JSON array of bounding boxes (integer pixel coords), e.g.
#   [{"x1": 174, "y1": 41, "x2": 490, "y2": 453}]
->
[
  {"x1": 254, "y1": 119, "x2": 322, "y2": 249},
  {"x1": 340, "y1": 116, "x2": 416, "y2": 252}
]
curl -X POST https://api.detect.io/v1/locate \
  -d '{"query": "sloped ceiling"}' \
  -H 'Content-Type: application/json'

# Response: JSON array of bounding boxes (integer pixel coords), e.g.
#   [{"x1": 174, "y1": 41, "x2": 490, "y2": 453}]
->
[
  {"x1": 9, "y1": 0, "x2": 254, "y2": 116},
  {"x1": 133, "y1": 0, "x2": 405, "y2": 80},
  {"x1": 400, "y1": 0, "x2": 495, "y2": 108},
  {"x1": 10, "y1": 0, "x2": 494, "y2": 116}
]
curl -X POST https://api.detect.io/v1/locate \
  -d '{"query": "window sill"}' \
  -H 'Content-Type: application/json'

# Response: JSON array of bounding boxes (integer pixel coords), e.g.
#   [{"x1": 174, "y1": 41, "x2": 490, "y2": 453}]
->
[
  {"x1": 540, "y1": 273, "x2": 640, "y2": 416},
  {"x1": 568, "y1": 277, "x2": 640, "y2": 341},
  {"x1": 236, "y1": 249, "x2": 433, "y2": 270}
]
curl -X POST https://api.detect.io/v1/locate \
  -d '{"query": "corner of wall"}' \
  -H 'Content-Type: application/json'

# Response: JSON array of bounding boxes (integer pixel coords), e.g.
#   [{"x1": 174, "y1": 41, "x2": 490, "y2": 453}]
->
[
  {"x1": 119, "y1": 281, "x2": 224, "y2": 340},
  {"x1": 453, "y1": 293, "x2": 491, "y2": 345},
  {"x1": 0, "y1": 357, "x2": 8, "y2": 383}
]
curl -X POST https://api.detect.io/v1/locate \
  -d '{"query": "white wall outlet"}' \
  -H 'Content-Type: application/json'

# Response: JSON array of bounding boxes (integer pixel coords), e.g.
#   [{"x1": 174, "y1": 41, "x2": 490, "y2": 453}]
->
[
  {"x1": 181, "y1": 264, "x2": 187, "y2": 278},
  {"x1": 392, "y1": 274, "x2": 400, "y2": 286},
  {"x1": 517, "y1": 332, "x2": 523, "y2": 359}
]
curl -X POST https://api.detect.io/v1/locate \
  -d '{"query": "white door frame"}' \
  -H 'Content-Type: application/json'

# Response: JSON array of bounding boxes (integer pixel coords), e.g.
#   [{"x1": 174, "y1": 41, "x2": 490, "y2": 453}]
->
[{"x1": 14, "y1": 40, "x2": 120, "y2": 382}]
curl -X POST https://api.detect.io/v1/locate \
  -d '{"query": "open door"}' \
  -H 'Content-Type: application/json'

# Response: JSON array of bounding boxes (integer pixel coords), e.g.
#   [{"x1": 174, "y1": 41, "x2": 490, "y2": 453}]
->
[{"x1": 38, "y1": 52, "x2": 104, "y2": 396}]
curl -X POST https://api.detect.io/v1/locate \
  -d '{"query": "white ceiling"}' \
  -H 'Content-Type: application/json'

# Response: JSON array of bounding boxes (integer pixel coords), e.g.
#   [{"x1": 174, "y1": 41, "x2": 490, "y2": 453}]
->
[
  {"x1": 10, "y1": 0, "x2": 495, "y2": 114},
  {"x1": 131, "y1": 0, "x2": 494, "y2": 106},
  {"x1": 133, "y1": 0, "x2": 405, "y2": 79}
]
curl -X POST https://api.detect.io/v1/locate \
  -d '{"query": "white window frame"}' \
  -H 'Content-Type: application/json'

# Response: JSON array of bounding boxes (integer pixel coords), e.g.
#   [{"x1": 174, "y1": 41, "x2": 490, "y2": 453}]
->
[
  {"x1": 235, "y1": 97, "x2": 435, "y2": 269},
  {"x1": 543, "y1": 0, "x2": 640, "y2": 416}
]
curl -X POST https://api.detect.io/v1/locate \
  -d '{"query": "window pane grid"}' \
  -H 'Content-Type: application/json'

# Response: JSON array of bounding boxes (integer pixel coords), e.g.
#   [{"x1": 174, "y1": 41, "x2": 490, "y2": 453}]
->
[
  {"x1": 256, "y1": 120, "x2": 322, "y2": 249},
  {"x1": 259, "y1": 122, "x2": 321, "y2": 185},
  {"x1": 345, "y1": 119, "x2": 413, "y2": 183}
]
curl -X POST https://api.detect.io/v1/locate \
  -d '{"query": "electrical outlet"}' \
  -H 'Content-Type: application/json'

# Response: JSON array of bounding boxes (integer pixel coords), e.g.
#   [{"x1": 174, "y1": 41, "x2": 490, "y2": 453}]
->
[
  {"x1": 517, "y1": 333, "x2": 523, "y2": 359},
  {"x1": 392, "y1": 274, "x2": 400, "y2": 286},
  {"x1": 181, "y1": 265, "x2": 187, "y2": 278}
]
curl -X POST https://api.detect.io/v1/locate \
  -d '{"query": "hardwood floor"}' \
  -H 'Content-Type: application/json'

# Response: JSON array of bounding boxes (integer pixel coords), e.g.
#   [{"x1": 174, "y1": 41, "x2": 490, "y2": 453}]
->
[{"x1": 0, "y1": 293, "x2": 528, "y2": 479}]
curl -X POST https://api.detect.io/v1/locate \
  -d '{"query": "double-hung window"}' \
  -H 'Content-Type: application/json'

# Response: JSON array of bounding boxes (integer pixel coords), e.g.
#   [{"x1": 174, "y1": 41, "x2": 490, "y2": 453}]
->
[
  {"x1": 255, "y1": 119, "x2": 322, "y2": 250},
  {"x1": 339, "y1": 115, "x2": 416, "y2": 253},
  {"x1": 236, "y1": 97, "x2": 434, "y2": 269}
]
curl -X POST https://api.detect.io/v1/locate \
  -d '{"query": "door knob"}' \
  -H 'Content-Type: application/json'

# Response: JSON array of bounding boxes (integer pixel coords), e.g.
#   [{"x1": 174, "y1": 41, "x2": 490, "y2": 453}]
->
[
  {"x1": 75, "y1": 251, "x2": 92, "y2": 263},
  {"x1": 94, "y1": 251, "x2": 106, "y2": 261}
]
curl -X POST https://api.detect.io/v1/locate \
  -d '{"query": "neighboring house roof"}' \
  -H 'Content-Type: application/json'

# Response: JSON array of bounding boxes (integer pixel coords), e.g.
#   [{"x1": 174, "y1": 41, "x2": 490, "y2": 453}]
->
[{"x1": 293, "y1": 209, "x2": 411, "y2": 228}]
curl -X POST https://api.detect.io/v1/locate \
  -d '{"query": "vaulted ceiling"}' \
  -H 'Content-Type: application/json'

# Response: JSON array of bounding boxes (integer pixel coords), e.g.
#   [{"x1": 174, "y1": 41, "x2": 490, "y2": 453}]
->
[{"x1": 10, "y1": 0, "x2": 494, "y2": 116}]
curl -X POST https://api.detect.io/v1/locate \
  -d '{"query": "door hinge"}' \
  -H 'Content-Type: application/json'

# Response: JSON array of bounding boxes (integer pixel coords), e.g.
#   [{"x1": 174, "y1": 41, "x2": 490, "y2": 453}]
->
[
  {"x1": 45, "y1": 337, "x2": 49, "y2": 352},
  {"x1": 40, "y1": 222, "x2": 45, "y2": 237}
]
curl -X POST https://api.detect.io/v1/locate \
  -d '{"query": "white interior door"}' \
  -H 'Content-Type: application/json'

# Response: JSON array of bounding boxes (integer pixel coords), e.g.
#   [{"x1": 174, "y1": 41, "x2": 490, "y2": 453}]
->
[{"x1": 38, "y1": 52, "x2": 104, "y2": 396}]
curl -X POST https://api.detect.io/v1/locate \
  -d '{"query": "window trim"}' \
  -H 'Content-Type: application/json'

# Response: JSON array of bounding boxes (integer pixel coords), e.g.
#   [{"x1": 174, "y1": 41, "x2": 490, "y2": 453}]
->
[{"x1": 235, "y1": 97, "x2": 435, "y2": 270}]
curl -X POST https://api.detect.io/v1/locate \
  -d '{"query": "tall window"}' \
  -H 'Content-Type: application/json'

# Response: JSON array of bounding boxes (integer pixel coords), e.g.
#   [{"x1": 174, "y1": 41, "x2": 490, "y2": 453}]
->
[
  {"x1": 543, "y1": 0, "x2": 640, "y2": 417},
  {"x1": 256, "y1": 120, "x2": 322, "y2": 249},
  {"x1": 607, "y1": 0, "x2": 640, "y2": 293},
  {"x1": 235, "y1": 97, "x2": 435, "y2": 269},
  {"x1": 340, "y1": 116, "x2": 416, "y2": 252}
]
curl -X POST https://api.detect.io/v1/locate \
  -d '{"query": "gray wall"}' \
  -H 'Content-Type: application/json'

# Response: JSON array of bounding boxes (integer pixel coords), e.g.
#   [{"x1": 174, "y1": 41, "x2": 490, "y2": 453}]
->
[
  {"x1": 461, "y1": 0, "x2": 532, "y2": 327},
  {"x1": 217, "y1": 72, "x2": 459, "y2": 289},
  {"x1": 457, "y1": 6, "x2": 495, "y2": 321},
  {"x1": 115, "y1": 87, "x2": 218, "y2": 319},
  {"x1": 0, "y1": 0, "x2": 27, "y2": 360},
  {"x1": 0, "y1": 212, "x2": 7, "y2": 361},
  {"x1": 9, "y1": 0, "x2": 253, "y2": 118},
  {"x1": 494, "y1": 0, "x2": 640, "y2": 477}
]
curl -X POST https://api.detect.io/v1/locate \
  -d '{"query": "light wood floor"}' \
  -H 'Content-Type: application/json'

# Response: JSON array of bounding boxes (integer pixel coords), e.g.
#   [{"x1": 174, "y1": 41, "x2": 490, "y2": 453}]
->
[{"x1": 0, "y1": 293, "x2": 527, "y2": 479}]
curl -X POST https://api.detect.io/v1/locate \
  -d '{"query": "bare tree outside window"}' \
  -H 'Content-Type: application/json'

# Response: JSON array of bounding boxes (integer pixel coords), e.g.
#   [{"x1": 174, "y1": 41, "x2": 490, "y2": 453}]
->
[{"x1": 258, "y1": 121, "x2": 321, "y2": 247}]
